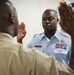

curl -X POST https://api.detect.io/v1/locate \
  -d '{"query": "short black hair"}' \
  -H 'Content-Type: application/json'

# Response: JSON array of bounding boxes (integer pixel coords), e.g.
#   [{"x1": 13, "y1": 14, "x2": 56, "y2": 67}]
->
[
  {"x1": 42, "y1": 9, "x2": 58, "y2": 19},
  {"x1": 0, "y1": 0, "x2": 9, "y2": 2},
  {"x1": 0, "y1": 0, "x2": 12, "y2": 4},
  {"x1": 44, "y1": 9, "x2": 57, "y2": 14}
]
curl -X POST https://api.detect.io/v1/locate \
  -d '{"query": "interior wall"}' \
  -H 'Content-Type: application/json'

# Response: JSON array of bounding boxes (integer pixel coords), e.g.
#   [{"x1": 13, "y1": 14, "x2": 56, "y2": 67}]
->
[{"x1": 11, "y1": 0, "x2": 61, "y2": 47}]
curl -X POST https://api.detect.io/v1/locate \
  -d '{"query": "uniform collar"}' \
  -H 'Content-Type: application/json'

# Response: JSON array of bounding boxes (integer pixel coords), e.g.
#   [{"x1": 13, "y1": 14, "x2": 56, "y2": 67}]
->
[
  {"x1": 55, "y1": 29, "x2": 71, "y2": 40},
  {"x1": 39, "y1": 32, "x2": 58, "y2": 41},
  {"x1": 39, "y1": 32, "x2": 46, "y2": 41}
]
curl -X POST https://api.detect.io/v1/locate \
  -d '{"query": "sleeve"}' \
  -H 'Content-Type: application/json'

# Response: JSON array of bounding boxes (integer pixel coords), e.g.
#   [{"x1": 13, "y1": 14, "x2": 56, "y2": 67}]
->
[
  {"x1": 27, "y1": 42, "x2": 33, "y2": 48},
  {"x1": 33, "y1": 34, "x2": 38, "y2": 38},
  {"x1": 27, "y1": 34, "x2": 38, "y2": 48},
  {"x1": 27, "y1": 38, "x2": 35, "y2": 48},
  {"x1": 11, "y1": 44, "x2": 74, "y2": 75},
  {"x1": 33, "y1": 50, "x2": 74, "y2": 75}
]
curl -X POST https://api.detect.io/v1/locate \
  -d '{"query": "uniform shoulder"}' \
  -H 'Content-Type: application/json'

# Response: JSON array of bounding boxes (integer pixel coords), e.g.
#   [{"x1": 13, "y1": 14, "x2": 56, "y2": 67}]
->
[{"x1": 33, "y1": 32, "x2": 44, "y2": 38}]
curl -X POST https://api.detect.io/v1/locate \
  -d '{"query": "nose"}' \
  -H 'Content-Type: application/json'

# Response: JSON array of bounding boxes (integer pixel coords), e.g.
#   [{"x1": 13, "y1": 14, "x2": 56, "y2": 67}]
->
[
  {"x1": 46, "y1": 20, "x2": 49, "y2": 23},
  {"x1": 45, "y1": 19, "x2": 51, "y2": 26},
  {"x1": 46, "y1": 20, "x2": 50, "y2": 25}
]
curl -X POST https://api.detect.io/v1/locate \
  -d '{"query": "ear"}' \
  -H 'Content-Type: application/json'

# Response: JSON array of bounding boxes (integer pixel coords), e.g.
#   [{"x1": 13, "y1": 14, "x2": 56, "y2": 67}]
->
[{"x1": 9, "y1": 14, "x2": 15, "y2": 24}]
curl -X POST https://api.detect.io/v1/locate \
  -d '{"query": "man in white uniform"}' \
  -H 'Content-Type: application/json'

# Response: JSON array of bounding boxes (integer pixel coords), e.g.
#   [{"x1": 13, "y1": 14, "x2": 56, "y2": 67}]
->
[{"x1": 0, "y1": 0, "x2": 74, "y2": 75}]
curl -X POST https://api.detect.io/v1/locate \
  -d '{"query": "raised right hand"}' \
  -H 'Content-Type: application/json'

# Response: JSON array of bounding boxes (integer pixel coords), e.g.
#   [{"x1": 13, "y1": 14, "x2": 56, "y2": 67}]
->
[{"x1": 17, "y1": 22, "x2": 26, "y2": 43}]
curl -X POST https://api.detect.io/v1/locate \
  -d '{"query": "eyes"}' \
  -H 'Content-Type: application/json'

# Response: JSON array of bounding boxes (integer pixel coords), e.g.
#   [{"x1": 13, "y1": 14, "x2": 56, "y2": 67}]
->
[{"x1": 42, "y1": 17, "x2": 54, "y2": 21}]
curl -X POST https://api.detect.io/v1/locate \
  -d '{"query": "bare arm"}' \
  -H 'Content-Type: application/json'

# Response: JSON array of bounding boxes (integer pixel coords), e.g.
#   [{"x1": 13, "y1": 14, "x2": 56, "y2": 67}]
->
[{"x1": 58, "y1": 2, "x2": 74, "y2": 70}]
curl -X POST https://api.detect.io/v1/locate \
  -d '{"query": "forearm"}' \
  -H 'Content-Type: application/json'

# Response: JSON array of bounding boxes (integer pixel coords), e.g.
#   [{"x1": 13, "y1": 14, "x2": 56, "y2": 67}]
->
[{"x1": 69, "y1": 36, "x2": 74, "y2": 70}]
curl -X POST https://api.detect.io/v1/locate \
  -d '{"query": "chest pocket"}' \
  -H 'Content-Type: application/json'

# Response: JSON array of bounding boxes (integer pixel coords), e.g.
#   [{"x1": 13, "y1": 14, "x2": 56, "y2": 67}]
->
[{"x1": 54, "y1": 41, "x2": 69, "y2": 54}]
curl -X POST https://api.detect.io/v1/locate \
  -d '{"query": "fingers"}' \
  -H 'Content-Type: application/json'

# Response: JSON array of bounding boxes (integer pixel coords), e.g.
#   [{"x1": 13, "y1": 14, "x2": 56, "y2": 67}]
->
[
  {"x1": 18, "y1": 22, "x2": 26, "y2": 37},
  {"x1": 58, "y1": 2, "x2": 74, "y2": 21},
  {"x1": 67, "y1": 5, "x2": 74, "y2": 19},
  {"x1": 58, "y1": 2, "x2": 67, "y2": 20},
  {"x1": 17, "y1": 29, "x2": 26, "y2": 40},
  {"x1": 18, "y1": 29, "x2": 26, "y2": 35},
  {"x1": 19, "y1": 22, "x2": 26, "y2": 30}
]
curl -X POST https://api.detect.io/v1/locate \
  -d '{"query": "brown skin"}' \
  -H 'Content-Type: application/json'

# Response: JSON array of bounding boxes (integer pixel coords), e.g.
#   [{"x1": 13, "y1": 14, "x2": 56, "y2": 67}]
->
[
  {"x1": 17, "y1": 22, "x2": 26, "y2": 43},
  {"x1": 0, "y1": 2, "x2": 19, "y2": 37},
  {"x1": 42, "y1": 9, "x2": 59, "y2": 39},
  {"x1": 58, "y1": 2, "x2": 74, "y2": 70}
]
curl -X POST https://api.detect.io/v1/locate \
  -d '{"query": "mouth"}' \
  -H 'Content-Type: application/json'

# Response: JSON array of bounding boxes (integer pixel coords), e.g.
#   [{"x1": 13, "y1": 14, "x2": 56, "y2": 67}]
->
[
  {"x1": 43, "y1": 25, "x2": 52, "y2": 30},
  {"x1": 48, "y1": 24, "x2": 51, "y2": 26},
  {"x1": 43, "y1": 24, "x2": 51, "y2": 27},
  {"x1": 43, "y1": 23, "x2": 51, "y2": 26}
]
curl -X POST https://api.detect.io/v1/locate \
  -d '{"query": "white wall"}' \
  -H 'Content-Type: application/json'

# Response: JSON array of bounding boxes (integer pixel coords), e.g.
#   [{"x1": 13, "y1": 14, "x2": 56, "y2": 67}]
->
[{"x1": 11, "y1": 0, "x2": 61, "y2": 47}]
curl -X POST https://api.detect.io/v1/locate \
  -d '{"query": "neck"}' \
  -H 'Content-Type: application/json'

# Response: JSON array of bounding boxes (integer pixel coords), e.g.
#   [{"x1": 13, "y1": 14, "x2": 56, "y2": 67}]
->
[
  {"x1": 0, "y1": 29, "x2": 14, "y2": 37},
  {"x1": 45, "y1": 30, "x2": 56, "y2": 39}
]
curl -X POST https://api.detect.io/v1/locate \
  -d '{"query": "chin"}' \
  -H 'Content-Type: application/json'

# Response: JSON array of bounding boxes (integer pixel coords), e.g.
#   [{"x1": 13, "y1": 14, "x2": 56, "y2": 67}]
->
[{"x1": 46, "y1": 28, "x2": 56, "y2": 32}]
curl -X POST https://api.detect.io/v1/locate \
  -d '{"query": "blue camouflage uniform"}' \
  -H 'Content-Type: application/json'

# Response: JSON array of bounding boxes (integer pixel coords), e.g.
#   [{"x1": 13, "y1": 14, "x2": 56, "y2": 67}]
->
[{"x1": 27, "y1": 30, "x2": 71, "y2": 65}]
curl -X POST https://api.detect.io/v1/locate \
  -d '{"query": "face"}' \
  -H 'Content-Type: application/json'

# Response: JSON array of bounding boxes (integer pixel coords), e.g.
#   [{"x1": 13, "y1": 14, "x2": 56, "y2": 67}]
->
[{"x1": 42, "y1": 10, "x2": 58, "y2": 32}]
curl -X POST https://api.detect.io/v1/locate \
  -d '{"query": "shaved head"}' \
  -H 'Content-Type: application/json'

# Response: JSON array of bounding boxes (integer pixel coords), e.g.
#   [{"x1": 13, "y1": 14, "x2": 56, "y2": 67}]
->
[{"x1": 0, "y1": 0, "x2": 19, "y2": 37}]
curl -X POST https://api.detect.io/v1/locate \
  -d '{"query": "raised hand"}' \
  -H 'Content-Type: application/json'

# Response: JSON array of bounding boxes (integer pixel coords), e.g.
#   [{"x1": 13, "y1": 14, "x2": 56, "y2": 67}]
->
[
  {"x1": 58, "y1": 2, "x2": 74, "y2": 36},
  {"x1": 17, "y1": 22, "x2": 26, "y2": 43},
  {"x1": 58, "y1": 1, "x2": 74, "y2": 70}
]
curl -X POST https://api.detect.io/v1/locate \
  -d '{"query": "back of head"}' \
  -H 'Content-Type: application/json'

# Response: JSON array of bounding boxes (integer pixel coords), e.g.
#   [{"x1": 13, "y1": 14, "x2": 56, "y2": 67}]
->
[{"x1": 0, "y1": 0, "x2": 19, "y2": 37}]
